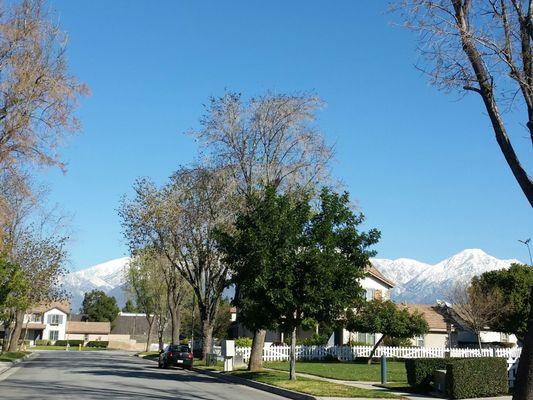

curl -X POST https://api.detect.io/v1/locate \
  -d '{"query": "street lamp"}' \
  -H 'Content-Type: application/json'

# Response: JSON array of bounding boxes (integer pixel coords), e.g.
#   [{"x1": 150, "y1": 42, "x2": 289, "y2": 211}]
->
[{"x1": 518, "y1": 238, "x2": 532, "y2": 265}]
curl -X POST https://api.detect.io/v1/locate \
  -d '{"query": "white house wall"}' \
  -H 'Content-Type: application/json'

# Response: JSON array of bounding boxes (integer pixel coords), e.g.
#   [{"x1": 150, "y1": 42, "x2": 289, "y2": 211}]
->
[{"x1": 42, "y1": 308, "x2": 67, "y2": 341}]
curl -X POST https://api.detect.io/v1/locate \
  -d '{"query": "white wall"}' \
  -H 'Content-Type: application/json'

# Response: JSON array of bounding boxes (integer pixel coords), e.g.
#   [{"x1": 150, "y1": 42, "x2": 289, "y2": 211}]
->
[{"x1": 42, "y1": 308, "x2": 67, "y2": 341}]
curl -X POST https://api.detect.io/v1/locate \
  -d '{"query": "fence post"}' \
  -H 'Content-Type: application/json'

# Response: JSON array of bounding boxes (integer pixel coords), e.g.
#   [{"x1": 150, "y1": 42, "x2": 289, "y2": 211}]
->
[{"x1": 381, "y1": 355, "x2": 387, "y2": 384}]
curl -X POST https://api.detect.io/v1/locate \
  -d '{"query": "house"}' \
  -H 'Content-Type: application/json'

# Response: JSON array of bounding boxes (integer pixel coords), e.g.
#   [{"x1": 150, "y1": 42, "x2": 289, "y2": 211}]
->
[
  {"x1": 402, "y1": 303, "x2": 456, "y2": 347},
  {"x1": 66, "y1": 321, "x2": 111, "y2": 343},
  {"x1": 22, "y1": 301, "x2": 70, "y2": 343},
  {"x1": 334, "y1": 265, "x2": 395, "y2": 345},
  {"x1": 434, "y1": 301, "x2": 519, "y2": 347},
  {"x1": 229, "y1": 264, "x2": 396, "y2": 344}
]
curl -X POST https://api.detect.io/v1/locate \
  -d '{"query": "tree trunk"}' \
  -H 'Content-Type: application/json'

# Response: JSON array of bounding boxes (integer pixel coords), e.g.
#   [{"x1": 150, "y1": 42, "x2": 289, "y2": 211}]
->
[
  {"x1": 168, "y1": 296, "x2": 181, "y2": 345},
  {"x1": 512, "y1": 286, "x2": 533, "y2": 400},
  {"x1": 367, "y1": 335, "x2": 385, "y2": 365},
  {"x1": 289, "y1": 326, "x2": 297, "y2": 381},
  {"x1": 248, "y1": 329, "x2": 266, "y2": 372},
  {"x1": 7, "y1": 310, "x2": 24, "y2": 352},
  {"x1": 201, "y1": 320, "x2": 214, "y2": 361},
  {"x1": 145, "y1": 317, "x2": 154, "y2": 353}
]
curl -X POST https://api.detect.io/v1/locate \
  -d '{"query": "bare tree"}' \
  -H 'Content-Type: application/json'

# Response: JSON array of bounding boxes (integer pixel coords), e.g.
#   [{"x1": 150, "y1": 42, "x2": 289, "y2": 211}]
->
[
  {"x1": 451, "y1": 283, "x2": 508, "y2": 350},
  {"x1": 0, "y1": 0, "x2": 87, "y2": 249},
  {"x1": 398, "y1": 2, "x2": 533, "y2": 397},
  {"x1": 120, "y1": 166, "x2": 235, "y2": 360},
  {"x1": 190, "y1": 91, "x2": 334, "y2": 371}
]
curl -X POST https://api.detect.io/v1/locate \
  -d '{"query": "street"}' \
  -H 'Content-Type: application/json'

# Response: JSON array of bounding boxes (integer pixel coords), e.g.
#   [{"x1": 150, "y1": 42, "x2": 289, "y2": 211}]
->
[{"x1": 0, "y1": 351, "x2": 288, "y2": 399}]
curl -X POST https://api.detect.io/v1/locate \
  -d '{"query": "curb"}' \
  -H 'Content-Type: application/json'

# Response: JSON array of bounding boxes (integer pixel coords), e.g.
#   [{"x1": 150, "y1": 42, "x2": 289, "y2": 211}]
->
[
  {"x1": 0, "y1": 352, "x2": 36, "y2": 376},
  {"x1": 192, "y1": 367, "x2": 316, "y2": 400}
]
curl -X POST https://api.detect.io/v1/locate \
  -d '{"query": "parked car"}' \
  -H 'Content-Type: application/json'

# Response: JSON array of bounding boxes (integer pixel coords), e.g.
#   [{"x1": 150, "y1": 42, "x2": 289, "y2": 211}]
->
[{"x1": 158, "y1": 344, "x2": 193, "y2": 370}]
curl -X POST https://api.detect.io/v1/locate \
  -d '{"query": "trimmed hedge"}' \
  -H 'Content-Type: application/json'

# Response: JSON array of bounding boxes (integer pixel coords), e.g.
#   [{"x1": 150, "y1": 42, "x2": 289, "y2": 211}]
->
[
  {"x1": 54, "y1": 340, "x2": 84, "y2": 346},
  {"x1": 446, "y1": 358, "x2": 508, "y2": 399},
  {"x1": 405, "y1": 358, "x2": 451, "y2": 390},
  {"x1": 35, "y1": 340, "x2": 51, "y2": 346},
  {"x1": 86, "y1": 341, "x2": 108, "y2": 348}
]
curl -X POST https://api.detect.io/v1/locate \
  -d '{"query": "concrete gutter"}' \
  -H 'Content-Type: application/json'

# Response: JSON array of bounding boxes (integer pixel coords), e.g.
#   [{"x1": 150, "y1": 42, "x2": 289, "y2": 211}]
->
[{"x1": 192, "y1": 367, "x2": 316, "y2": 400}]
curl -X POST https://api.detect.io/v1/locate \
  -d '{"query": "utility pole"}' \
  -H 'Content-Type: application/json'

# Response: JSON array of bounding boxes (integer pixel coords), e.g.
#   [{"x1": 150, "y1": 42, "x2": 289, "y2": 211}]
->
[{"x1": 518, "y1": 238, "x2": 532, "y2": 265}]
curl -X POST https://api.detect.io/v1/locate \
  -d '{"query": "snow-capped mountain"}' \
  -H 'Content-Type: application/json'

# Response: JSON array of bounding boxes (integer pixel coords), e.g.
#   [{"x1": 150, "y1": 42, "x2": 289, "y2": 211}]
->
[
  {"x1": 372, "y1": 249, "x2": 521, "y2": 304},
  {"x1": 62, "y1": 249, "x2": 522, "y2": 311},
  {"x1": 61, "y1": 257, "x2": 130, "y2": 312}
]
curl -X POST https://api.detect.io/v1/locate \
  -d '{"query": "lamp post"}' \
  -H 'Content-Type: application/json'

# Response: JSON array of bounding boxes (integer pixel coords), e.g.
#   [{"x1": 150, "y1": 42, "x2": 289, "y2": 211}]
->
[{"x1": 518, "y1": 238, "x2": 532, "y2": 265}]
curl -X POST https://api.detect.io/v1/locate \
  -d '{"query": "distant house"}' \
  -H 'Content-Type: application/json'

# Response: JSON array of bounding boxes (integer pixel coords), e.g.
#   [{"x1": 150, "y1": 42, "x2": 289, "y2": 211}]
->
[
  {"x1": 22, "y1": 301, "x2": 70, "y2": 343},
  {"x1": 66, "y1": 321, "x2": 111, "y2": 343}
]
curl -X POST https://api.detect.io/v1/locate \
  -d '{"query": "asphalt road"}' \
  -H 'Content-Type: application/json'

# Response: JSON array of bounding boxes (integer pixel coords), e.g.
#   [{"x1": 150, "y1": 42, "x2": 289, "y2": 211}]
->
[{"x1": 0, "y1": 350, "x2": 289, "y2": 399}]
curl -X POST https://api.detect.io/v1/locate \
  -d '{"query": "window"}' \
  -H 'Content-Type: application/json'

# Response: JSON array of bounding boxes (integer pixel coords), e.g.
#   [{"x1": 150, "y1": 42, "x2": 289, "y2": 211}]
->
[
  {"x1": 365, "y1": 289, "x2": 374, "y2": 301},
  {"x1": 29, "y1": 313, "x2": 42, "y2": 323},
  {"x1": 47, "y1": 314, "x2": 63, "y2": 325},
  {"x1": 49, "y1": 330, "x2": 59, "y2": 341},
  {"x1": 357, "y1": 332, "x2": 376, "y2": 345},
  {"x1": 500, "y1": 333, "x2": 509, "y2": 342},
  {"x1": 415, "y1": 335, "x2": 425, "y2": 347},
  {"x1": 84, "y1": 334, "x2": 89, "y2": 342}
]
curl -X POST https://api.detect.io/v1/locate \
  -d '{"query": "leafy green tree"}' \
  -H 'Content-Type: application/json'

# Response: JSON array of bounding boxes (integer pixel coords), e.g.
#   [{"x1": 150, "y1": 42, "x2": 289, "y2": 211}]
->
[
  {"x1": 346, "y1": 300, "x2": 429, "y2": 363},
  {"x1": 122, "y1": 299, "x2": 138, "y2": 313},
  {"x1": 80, "y1": 290, "x2": 119, "y2": 324},
  {"x1": 217, "y1": 187, "x2": 380, "y2": 379},
  {"x1": 472, "y1": 264, "x2": 533, "y2": 338}
]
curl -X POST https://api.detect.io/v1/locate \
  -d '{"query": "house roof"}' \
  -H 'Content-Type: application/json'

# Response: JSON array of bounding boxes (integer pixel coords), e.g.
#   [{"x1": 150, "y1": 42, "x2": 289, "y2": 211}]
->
[
  {"x1": 402, "y1": 304, "x2": 454, "y2": 332},
  {"x1": 365, "y1": 265, "x2": 395, "y2": 288},
  {"x1": 29, "y1": 300, "x2": 70, "y2": 315},
  {"x1": 66, "y1": 321, "x2": 111, "y2": 334}
]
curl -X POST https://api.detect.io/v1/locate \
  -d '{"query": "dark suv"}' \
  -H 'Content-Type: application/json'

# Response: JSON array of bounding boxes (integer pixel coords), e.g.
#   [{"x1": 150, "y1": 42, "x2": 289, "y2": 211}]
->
[{"x1": 158, "y1": 344, "x2": 193, "y2": 370}]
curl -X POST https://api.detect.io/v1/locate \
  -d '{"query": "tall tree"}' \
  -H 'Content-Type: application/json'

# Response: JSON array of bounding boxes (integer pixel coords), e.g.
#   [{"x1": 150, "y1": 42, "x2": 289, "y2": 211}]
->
[
  {"x1": 0, "y1": 0, "x2": 87, "y2": 244},
  {"x1": 80, "y1": 290, "x2": 119, "y2": 324},
  {"x1": 398, "y1": 2, "x2": 533, "y2": 396},
  {"x1": 120, "y1": 167, "x2": 234, "y2": 359},
  {"x1": 122, "y1": 299, "x2": 138, "y2": 313},
  {"x1": 191, "y1": 91, "x2": 333, "y2": 371},
  {"x1": 217, "y1": 187, "x2": 380, "y2": 379},
  {"x1": 346, "y1": 300, "x2": 429, "y2": 363}
]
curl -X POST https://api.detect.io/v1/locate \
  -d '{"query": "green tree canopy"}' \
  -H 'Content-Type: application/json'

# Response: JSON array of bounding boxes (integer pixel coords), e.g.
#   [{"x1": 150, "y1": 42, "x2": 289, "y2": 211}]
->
[
  {"x1": 80, "y1": 290, "x2": 120, "y2": 323},
  {"x1": 471, "y1": 263, "x2": 533, "y2": 337},
  {"x1": 347, "y1": 300, "x2": 429, "y2": 362},
  {"x1": 217, "y1": 186, "x2": 380, "y2": 378}
]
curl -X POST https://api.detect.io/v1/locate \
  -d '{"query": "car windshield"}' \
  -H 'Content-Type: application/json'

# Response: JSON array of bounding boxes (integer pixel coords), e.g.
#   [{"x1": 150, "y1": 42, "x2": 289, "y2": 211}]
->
[{"x1": 176, "y1": 345, "x2": 190, "y2": 353}]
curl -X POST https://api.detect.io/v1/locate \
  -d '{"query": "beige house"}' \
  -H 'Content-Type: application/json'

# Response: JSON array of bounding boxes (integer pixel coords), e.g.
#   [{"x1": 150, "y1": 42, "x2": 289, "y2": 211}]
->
[
  {"x1": 66, "y1": 321, "x2": 111, "y2": 343},
  {"x1": 402, "y1": 304, "x2": 455, "y2": 347}
]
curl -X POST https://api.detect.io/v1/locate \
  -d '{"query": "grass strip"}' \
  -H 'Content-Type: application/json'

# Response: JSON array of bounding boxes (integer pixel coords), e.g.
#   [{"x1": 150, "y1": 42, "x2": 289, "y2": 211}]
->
[
  {"x1": 0, "y1": 351, "x2": 30, "y2": 362},
  {"x1": 231, "y1": 370, "x2": 402, "y2": 398}
]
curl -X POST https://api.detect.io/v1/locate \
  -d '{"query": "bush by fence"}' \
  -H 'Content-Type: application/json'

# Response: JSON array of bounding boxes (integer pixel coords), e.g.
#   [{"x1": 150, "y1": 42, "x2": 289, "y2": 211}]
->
[
  {"x1": 234, "y1": 337, "x2": 253, "y2": 347},
  {"x1": 54, "y1": 340, "x2": 84, "y2": 346},
  {"x1": 35, "y1": 340, "x2": 51, "y2": 346},
  {"x1": 86, "y1": 341, "x2": 108, "y2": 348},
  {"x1": 446, "y1": 358, "x2": 508, "y2": 399},
  {"x1": 405, "y1": 358, "x2": 451, "y2": 390}
]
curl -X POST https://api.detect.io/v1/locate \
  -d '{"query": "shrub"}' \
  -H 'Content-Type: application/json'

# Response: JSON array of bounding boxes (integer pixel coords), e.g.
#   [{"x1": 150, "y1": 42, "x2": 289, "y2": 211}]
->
[
  {"x1": 235, "y1": 337, "x2": 253, "y2": 347},
  {"x1": 405, "y1": 358, "x2": 451, "y2": 390},
  {"x1": 382, "y1": 336, "x2": 413, "y2": 347},
  {"x1": 179, "y1": 338, "x2": 190, "y2": 345},
  {"x1": 86, "y1": 341, "x2": 108, "y2": 348},
  {"x1": 54, "y1": 340, "x2": 84, "y2": 346},
  {"x1": 446, "y1": 358, "x2": 508, "y2": 399},
  {"x1": 303, "y1": 333, "x2": 329, "y2": 346},
  {"x1": 35, "y1": 340, "x2": 51, "y2": 346}
]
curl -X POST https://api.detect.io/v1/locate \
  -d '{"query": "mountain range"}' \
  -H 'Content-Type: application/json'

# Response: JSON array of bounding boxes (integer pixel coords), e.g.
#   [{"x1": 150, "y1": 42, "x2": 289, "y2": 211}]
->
[{"x1": 61, "y1": 249, "x2": 522, "y2": 311}]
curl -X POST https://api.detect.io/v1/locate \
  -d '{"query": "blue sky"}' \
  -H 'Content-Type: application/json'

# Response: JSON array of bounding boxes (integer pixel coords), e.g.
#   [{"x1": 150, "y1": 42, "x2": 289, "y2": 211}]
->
[{"x1": 41, "y1": 1, "x2": 532, "y2": 271}]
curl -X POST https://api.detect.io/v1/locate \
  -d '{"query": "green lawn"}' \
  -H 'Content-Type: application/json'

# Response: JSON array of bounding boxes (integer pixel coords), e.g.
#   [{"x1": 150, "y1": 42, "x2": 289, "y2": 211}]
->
[
  {"x1": 264, "y1": 360, "x2": 407, "y2": 383},
  {"x1": 137, "y1": 351, "x2": 159, "y2": 361},
  {"x1": 0, "y1": 351, "x2": 30, "y2": 362},
  {"x1": 231, "y1": 370, "x2": 402, "y2": 398}
]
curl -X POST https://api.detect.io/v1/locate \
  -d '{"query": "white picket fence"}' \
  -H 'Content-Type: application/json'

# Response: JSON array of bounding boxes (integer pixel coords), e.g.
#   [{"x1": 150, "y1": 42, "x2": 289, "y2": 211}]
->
[{"x1": 235, "y1": 344, "x2": 522, "y2": 363}]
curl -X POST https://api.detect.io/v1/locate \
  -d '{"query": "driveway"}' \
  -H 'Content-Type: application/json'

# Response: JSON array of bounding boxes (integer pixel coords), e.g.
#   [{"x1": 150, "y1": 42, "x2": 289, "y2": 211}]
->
[{"x1": 0, "y1": 350, "x2": 289, "y2": 399}]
